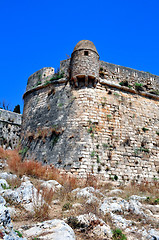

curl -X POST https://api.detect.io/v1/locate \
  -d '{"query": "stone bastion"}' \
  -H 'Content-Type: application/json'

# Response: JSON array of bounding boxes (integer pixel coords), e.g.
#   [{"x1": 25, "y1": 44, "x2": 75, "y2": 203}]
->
[{"x1": 19, "y1": 40, "x2": 159, "y2": 182}]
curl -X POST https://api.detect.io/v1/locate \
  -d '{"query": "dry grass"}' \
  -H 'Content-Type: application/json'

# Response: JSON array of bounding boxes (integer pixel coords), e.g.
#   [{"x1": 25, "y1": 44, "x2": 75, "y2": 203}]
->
[
  {"x1": 1, "y1": 147, "x2": 102, "y2": 192},
  {"x1": 118, "y1": 180, "x2": 159, "y2": 202},
  {"x1": 84, "y1": 173, "x2": 98, "y2": 189},
  {"x1": 0, "y1": 148, "x2": 84, "y2": 191},
  {"x1": 6, "y1": 176, "x2": 21, "y2": 189},
  {"x1": 32, "y1": 185, "x2": 54, "y2": 220}
]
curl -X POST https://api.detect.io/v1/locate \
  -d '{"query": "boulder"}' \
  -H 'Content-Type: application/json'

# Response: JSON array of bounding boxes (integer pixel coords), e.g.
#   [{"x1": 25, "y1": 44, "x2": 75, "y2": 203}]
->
[{"x1": 21, "y1": 219, "x2": 76, "y2": 240}]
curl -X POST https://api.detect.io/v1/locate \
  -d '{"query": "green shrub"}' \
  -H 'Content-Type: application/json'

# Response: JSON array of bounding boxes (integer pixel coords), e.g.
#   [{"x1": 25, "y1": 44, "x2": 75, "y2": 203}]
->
[
  {"x1": 142, "y1": 127, "x2": 149, "y2": 132},
  {"x1": 135, "y1": 82, "x2": 143, "y2": 91},
  {"x1": 58, "y1": 103, "x2": 63, "y2": 108},
  {"x1": 50, "y1": 71, "x2": 64, "y2": 81},
  {"x1": 114, "y1": 92, "x2": 120, "y2": 97},
  {"x1": 134, "y1": 147, "x2": 149, "y2": 155},
  {"x1": 101, "y1": 102, "x2": 106, "y2": 107},
  {"x1": 114, "y1": 175, "x2": 118, "y2": 181},
  {"x1": 96, "y1": 155, "x2": 100, "y2": 163},
  {"x1": 67, "y1": 216, "x2": 85, "y2": 229},
  {"x1": 149, "y1": 90, "x2": 159, "y2": 96},
  {"x1": 14, "y1": 230, "x2": 23, "y2": 238},
  {"x1": 19, "y1": 147, "x2": 28, "y2": 155},
  {"x1": 1, "y1": 183, "x2": 10, "y2": 190},
  {"x1": 103, "y1": 143, "x2": 108, "y2": 149},
  {"x1": 119, "y1": 81, "x2": 128, "y2": 87},
  {"x1": 107, "y1": 114, "x2": 112, "y2": 120},
  {"x1": 90, "y1": 151, "x2": 95, "y2": 157},
  {"x1": 87, "y1": 126, "x2": 93, "y2": 133},
  {"x1": 112, "y1": 228, "x2": 127, "y2": 240},
  {"x1": 44, "y1": 80, "x2": 51, "y2": 86},
  {"x1": 62, "y1": 202, "x2": 71, "y2": 211},
  {"x1": 154, "y1": 198, "x2": 159, "y2": 204},
  {"x1": 36, "y1": 81, "x2": 41, "y2": 86}
]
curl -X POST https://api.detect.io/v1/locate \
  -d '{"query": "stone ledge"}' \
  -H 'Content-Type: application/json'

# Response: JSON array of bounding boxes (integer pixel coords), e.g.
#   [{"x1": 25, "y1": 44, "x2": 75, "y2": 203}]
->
[
  {"x1": 99, "y1": 79, "x2": 159, "y2": 101},
  {"x1": 23, "y1": 78, "x2": 67, "y2": 99}
]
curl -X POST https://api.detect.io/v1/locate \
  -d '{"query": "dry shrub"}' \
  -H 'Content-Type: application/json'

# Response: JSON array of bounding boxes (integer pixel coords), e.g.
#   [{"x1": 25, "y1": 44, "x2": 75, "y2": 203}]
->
[
  {"x1": 0, "y1": 147, "x2": 7, "y2": 159},
  {"x1": 44, "y1": 164, "x2": 60, "y2": 181},
  {"x1": 4, "y1": 149, "x2": 22, "y2": 174},
  {"x1": 3, "y1": 148, "x2": 100, "y2": 193},
  {"x1": 84, "y1": 173, "x2": 98, "y2": 189},
  {"x1": 84, "y1": 202, "x2": 100, "y2": 216},
  {"x1": 61, "y1": 174, "x2": 79, "y2": 191},
  {"x1": 6, "y1": 176, "x2": 21, "y2": 189},
  {"x1": 122, "y1": 180, "x2": 159, "y2": 199},
  {"x1": 32, "y1": 185, "x2": 54, "y2": 220},
  {"x1": 5, "y1": 148, "x2": 79, "y2": 191}
]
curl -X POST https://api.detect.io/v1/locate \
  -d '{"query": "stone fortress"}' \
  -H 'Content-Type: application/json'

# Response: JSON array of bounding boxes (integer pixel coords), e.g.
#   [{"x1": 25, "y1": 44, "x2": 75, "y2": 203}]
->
[{"x1": 3, "y1": 40, "x2": 159, "y2": 182}]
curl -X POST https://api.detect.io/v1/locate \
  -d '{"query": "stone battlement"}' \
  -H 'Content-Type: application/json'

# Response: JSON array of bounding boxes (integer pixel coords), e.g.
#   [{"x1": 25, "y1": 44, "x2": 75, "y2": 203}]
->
[{"x1": 26, "y1": 67, "x2": 55, "y2": 92}]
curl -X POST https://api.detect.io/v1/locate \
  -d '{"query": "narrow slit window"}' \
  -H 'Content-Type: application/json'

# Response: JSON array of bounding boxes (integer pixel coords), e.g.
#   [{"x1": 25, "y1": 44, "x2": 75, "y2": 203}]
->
[{"x1": 84, "y1": 51, "x2": 89, "y2": 56}]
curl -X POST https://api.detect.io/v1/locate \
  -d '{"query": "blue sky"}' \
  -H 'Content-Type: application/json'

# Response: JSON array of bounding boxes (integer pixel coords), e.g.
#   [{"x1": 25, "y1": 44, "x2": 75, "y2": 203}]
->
[{"x1": 0, "y1": 0, "x2": 159, "y2": 112}]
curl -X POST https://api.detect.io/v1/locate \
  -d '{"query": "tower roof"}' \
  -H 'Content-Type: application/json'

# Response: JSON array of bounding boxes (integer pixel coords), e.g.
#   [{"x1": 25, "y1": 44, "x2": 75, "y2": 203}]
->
[{"x1": 73, "y1": 40, "x2": 99, "y2": 55}]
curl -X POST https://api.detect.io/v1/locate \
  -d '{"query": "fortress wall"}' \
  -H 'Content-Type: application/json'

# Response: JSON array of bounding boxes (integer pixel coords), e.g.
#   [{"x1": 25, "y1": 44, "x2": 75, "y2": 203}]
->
[
  {"x1": 60, "y1": 59, "x2": 159, "y2": 91},
  {"x1": 0, "y1": 109, "x2": 22, "y2": 149},
  {"x1": 26, "y1": 67, "x2": 55, "y2": 92},
  {"x1": 100, "y1": 61, "x2": 159, "y2": 91},
  {"x1": 21, "y1": 81, "x2": 84, "y2": 167},
  {"x1": 60, "y1": 59, "x2": 71, "y2": 77},
  {"x1": 22, "y1": 78, "x2": 159, "y2": 182},
  {"x1": 72, "y1": 82, "x2": 159, "y2": 181}
]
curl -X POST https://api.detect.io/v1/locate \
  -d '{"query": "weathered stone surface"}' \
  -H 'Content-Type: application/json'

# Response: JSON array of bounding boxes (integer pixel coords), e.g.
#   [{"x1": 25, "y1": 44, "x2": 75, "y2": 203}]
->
[
  {"x1": 0, "y1": 109, "x2": 21, "y2": 149},
  {"x1": 75, "y1": 213, "x2": 112, "y2": 238},
  {"x1": 40, "y1": 179, "x2": 62, "y2": 191},
  {"x1": 21, "y1": 219, "x2": 76, "y2": 240},
  {"x1": 0, "y1": 203, "x2": 26, "y2": 240}
]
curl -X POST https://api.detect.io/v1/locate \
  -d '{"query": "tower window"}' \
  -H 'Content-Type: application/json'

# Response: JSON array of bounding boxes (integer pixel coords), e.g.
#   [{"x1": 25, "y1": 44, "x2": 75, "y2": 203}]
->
[{"x1": 84, "y1": 51, "x2": 89, "y2": 56}]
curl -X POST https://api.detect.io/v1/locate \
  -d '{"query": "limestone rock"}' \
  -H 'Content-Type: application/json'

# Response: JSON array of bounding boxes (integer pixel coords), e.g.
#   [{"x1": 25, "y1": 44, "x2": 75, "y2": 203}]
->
[
  {"x1": 0, "y1": 203, "x2": 26, "y2": 240},
  {"x1": 72, "y1": 187, "x2": 102, "y2": 204},
  {"x1": 0, "y1": 172, "x2": 18, "y2": 181},
  {"x1": 40, "y1": 179, "x2": 62, "y2": 191},
  {"x1": 21, "y1": 219, "x2": 76, "y2": 240}
]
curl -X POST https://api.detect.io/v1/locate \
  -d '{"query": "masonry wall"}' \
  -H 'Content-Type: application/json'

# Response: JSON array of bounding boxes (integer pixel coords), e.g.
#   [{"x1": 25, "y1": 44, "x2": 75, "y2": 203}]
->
[
  {"x1": 22, "y1": 75, "x2": 159, "y2": 182},
  {"x1": 26, "y1": 67, "x2": 55, "y2": 92},
  {"x1": 0, "y1": 109, "x2": 22, "y2": 149},
  {"x1": 70, "y1": 50, "x2": 99, "y2": 80},
  {"x1": 99, "y1": 61, "x2": 159, "y2": 92},
  {"x1": 70, "y1": 83, "x2": 159, "y2": 181}
]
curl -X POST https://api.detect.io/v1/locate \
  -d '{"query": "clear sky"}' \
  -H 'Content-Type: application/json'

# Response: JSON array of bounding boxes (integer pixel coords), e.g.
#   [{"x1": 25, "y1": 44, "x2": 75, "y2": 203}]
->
[{"x1": 0, "y1": 0, "x2": 159, "y2": 112}]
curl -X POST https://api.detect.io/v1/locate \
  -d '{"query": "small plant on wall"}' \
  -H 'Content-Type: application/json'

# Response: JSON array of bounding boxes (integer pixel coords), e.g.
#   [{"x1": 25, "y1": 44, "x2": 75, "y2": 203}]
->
[
  {"x1": 107, "y1": 114, "x2": 112, "y2": 121},
  {"x1": 87, "y1": 120, "x2": 97, "y2": 138},
  {"x1": 90, "y1": 151, "x2": 95, "y2": 157},
  {"x1": 142, "y1": 127, "x2": 149, "y2": 132},
  {"x1": 135, "y1": 82, "x2": 144, "y2": 91},
  {"x1": 119, "y1": 80, "x2": 129, "y2": 87}
]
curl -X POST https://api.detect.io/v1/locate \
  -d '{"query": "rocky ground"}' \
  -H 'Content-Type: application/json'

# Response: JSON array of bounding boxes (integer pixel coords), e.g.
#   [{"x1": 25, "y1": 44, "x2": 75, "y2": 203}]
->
[{"x1": 0, "y1": 157, "x2": 159, "y2": 240}]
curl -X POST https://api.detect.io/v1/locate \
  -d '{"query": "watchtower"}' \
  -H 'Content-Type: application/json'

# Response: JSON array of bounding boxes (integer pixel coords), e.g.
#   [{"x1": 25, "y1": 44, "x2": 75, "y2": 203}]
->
[{"x1": 70, "y1": 40, "x2": 99, "y2": 87}]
